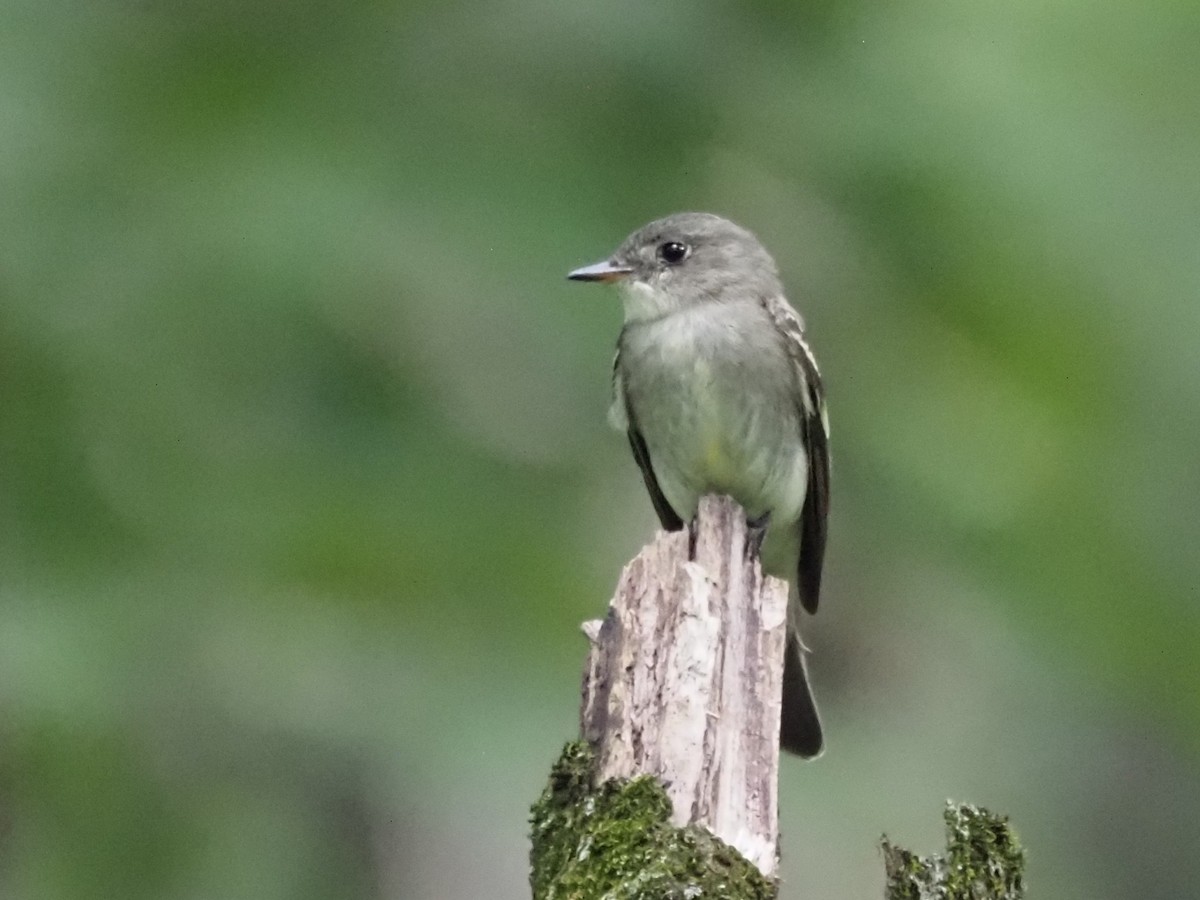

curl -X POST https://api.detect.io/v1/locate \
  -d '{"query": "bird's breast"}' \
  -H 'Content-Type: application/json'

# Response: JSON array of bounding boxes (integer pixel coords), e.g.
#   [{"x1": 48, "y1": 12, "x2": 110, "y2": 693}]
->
[{"x1": 619, "y1": 304, "x2": 806, "y2": 522}]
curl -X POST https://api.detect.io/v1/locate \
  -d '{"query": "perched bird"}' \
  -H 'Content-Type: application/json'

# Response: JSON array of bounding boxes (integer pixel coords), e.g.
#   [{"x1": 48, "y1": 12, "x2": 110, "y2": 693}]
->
[{"x1": 569, "y1": 212, "x2": 830, "y2": 757}]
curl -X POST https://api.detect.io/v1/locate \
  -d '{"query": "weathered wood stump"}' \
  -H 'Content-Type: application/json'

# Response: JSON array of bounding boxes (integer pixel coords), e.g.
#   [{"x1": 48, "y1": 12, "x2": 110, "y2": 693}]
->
[{"x1": 580, "y1": 494, "x2": 789, "y2": 878}]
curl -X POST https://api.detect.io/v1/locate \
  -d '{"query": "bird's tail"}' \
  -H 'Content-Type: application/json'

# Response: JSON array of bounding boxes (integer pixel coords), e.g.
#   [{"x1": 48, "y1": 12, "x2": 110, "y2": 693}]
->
[{"x1": 781, "y1": 629, "x2": 824, "y2": 758}]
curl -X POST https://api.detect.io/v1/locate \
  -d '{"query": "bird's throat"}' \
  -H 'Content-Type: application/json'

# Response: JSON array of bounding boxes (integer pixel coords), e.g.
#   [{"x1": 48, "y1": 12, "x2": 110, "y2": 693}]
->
[{"x1": 619, "y1": 281, "x2": 677, "y2": 324}]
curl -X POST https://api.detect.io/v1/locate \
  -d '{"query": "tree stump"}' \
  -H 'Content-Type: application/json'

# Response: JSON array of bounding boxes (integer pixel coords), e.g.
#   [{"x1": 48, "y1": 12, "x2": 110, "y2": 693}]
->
[
  {"x1": 580, "y1": 494, "x2": 789, "y2": 878},
  {"x1": 531, "y1": 495, "x2": 1029, "y2": 899}
]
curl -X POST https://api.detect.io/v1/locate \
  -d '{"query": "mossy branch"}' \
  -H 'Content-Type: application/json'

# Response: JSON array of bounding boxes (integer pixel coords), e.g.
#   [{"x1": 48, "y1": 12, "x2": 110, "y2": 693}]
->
[{"x1": 882, "y1": 802, "x2": 1026, "y2": 900}]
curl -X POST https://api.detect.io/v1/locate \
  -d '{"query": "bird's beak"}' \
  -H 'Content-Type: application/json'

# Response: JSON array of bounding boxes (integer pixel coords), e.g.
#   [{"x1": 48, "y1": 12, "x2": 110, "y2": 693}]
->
[{"x1": 567, "y1": 260, "x2": 633, "y2": 283}]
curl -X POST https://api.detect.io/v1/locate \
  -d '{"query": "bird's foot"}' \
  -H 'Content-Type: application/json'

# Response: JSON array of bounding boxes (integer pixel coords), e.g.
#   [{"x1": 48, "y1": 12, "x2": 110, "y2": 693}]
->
[{"x1": 744, "y1": 509, "x2": 772, "y2": 560}]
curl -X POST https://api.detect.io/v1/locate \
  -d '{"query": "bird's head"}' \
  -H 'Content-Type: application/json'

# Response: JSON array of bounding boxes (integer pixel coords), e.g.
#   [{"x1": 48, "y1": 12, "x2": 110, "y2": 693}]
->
[{"x1": 568, "y1": 212, "x2": 783, "y2": 323}]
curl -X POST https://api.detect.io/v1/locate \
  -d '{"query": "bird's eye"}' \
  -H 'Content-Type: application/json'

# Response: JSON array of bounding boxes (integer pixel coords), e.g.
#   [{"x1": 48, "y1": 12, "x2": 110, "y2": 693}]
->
[{"x1": 658, "y1": 241, "x2": 689, "y2": 264}]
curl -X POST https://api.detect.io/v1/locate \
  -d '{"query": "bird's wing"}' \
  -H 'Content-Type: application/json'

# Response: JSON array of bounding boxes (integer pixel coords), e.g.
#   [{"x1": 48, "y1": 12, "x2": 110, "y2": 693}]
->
[
  {"x1": 607, "y1": 348, "x2": 629, "y2": 431},
  {"x1": 613, "y1": 344, "x2": 685, "y2": 531},
  {"x1": 761, "y1": 295, "x2": 831, "y2": 615}
]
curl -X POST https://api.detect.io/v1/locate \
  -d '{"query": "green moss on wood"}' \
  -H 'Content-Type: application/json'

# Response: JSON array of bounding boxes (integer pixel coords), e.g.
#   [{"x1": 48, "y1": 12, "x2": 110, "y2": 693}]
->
[
  {"x1": 882, "y1": 802, "x2": 1025, "y2": 900},
  {"x1": 530, "y1": 741, "x2": 776, "y2": 900}
]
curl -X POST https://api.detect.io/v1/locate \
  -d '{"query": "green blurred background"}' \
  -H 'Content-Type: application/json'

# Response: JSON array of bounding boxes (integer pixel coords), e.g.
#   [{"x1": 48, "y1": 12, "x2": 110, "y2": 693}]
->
[{"x1": 3, "y1": 0, "x2": 1198, "y2": 897}]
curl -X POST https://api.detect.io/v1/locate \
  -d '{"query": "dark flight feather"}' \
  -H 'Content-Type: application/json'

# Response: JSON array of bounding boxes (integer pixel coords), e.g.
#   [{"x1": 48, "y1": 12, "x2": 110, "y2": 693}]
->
[
  {"x1": 626, "y1": 421, "x2": 685, "y2": 532},
  {"x1": 760, "y1": 295, "x2": 831, "y2": 615}
]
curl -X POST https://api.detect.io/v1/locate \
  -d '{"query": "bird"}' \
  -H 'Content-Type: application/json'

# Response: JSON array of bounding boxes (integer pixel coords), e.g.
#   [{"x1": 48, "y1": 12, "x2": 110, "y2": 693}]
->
[{"x1": 568, "y1": 212, "x2": 830, "y2": 757}]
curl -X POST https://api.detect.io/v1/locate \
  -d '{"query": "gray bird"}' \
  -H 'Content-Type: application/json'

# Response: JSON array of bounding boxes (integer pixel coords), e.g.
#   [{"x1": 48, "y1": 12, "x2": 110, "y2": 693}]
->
[{"x1": 569, "y1": 212, "x2": 830, "y2": 758}]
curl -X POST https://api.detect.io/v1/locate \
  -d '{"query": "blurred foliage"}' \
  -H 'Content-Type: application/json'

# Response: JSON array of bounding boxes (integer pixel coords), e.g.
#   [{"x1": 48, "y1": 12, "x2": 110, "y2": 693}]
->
[{"x1": 1, "y1": 0, "x2": 1198, "y2": 898}]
